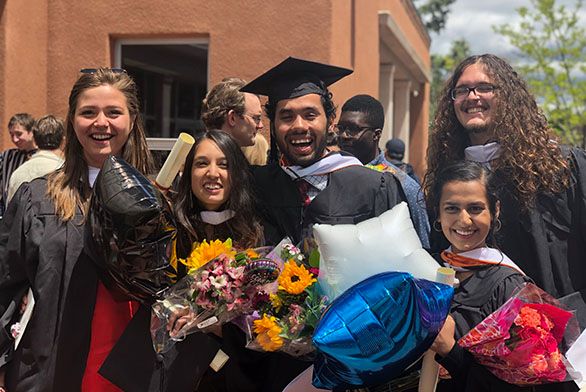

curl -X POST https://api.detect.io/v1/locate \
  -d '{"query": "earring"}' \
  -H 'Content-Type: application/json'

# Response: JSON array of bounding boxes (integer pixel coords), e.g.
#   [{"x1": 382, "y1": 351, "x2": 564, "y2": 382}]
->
[
  {"x1": 493, "y1": 218, "x2": 502, "y2": 232},
  {"x1": 433, "y1": 220, "x2": 442, "y2": 232}
]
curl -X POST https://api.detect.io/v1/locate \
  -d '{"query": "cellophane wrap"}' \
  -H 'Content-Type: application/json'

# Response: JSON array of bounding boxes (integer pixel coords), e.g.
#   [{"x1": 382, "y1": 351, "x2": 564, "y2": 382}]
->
[
  {"x1": 244, "y1": 239, "x2": 328, "y2": 358},
  {"x1": 151, "y1": 243, "x2": 279, "y2": 353},
  {"x1": 458, "y1": 282, "x2": 580, "y2": 385}
]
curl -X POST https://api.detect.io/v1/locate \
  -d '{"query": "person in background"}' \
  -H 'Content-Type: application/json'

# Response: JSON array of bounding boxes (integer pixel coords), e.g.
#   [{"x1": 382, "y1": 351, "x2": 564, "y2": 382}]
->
[
  {"x1": 7, "y1": 114, "x2": 65, "y2": 202},
  {"x1": 0, "y1": 113, "x2": 36, "y2": 217},
  {"x1": 201, "y1": 78, "x2": 264, "y2": 147},
  {"x1": 337, "y1": 94, "x2": 429, "y2": 248},
  {"x1": 385, "y1": 138, "x2": 420, "y2": 184},
  {"x1": 241, "y1": 132, "x2": 269, "y2": 165}
]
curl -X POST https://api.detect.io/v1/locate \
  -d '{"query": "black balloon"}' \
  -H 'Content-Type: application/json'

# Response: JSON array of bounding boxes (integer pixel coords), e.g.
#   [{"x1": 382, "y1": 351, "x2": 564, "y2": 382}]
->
[{"x1": 86, "y1": 156, "x2": 176, "y2": 303}]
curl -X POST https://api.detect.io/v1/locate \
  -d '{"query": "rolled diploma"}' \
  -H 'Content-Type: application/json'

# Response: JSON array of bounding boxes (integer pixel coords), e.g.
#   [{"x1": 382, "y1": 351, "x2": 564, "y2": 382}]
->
[
  {"x1": 418, "y1": 267, "x2": 455, "y2": 392},
  {"x1": 155, "y1": 132, "x2": 195, "y2": 189}
]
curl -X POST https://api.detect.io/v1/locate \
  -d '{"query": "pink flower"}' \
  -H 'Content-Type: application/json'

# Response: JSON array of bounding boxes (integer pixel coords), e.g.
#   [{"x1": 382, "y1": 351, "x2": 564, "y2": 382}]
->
[
  {"x1": 212, "y1": 263, "x2": 224, "y2": 276},
  {"x1": 210, "y1": 275, "x2": 228, "y2": 289},
  {"x1": 226, "y1": 266, "x2": 245, "y2": 280}
]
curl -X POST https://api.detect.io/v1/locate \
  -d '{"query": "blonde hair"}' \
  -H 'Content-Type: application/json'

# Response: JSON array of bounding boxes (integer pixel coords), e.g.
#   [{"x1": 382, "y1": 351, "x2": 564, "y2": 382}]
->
[
  {"x1": 47, "y1": 68, "x2": 154, "y2": 221},
  {"x1": 241, "y1": 133, "x2": 269, "y2": 165},
  {"x1": 201, "y1": 78, "x2": 246, "y2": 130}
]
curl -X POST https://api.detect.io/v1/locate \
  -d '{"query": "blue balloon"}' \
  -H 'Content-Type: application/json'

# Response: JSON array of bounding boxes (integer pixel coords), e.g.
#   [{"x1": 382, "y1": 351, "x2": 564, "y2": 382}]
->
[{"x1": 312, "y1": 271, "x2": 453, "y2": 390}]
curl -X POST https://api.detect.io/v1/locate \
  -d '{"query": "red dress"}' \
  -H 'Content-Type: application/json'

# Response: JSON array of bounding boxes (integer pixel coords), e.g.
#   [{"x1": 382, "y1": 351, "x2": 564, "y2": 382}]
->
[{"x1": 81, "y1": 281, "x2": 139, "y2": 392}]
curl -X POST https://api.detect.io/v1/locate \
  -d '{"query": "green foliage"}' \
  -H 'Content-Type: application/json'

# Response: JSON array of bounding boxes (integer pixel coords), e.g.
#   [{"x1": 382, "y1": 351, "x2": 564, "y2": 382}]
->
[
  {"x1": 429, "y1": 39, "x2": 471, "y2": 119},
  {"x1": 414, "y1": 0, "x2": 457, "y2": 33},
  {"x1": 493, "y1": 0, "x2": 586, "y2": 146}
]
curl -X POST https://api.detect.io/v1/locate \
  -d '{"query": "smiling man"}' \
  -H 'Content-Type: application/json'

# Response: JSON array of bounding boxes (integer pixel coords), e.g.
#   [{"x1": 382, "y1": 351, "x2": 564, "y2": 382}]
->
[
  {"x1": 242, "y1": 57, "x2": 405, "y2": 246},
  {"x1": 426, "y1": 54, "x2": 586, "y2": 351},
  {"x1": 241, "y1": 57, "x2": 406, "y2": 390}
]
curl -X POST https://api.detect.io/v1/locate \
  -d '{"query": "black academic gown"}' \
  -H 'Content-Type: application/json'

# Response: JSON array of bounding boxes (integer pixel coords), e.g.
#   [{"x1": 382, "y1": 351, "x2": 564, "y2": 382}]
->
[
  {"x1": 251, "y1": 160, "x2": 405, "y2": 391},
  {"x1": 252, "y1": 161, "x2": 405, "y2": 245},
  {"x1": 0, "y1": 178, "x2": 222, "y2": 392},
  {"x1": 434, "y1": 264, "x2": 533, "y2": 392},
  {"x1": 430, "y1": 147, "x2": 586, "y2": 330},
  {"x1": 0, "y1": 178, "x2": 87, "y2": 392}
]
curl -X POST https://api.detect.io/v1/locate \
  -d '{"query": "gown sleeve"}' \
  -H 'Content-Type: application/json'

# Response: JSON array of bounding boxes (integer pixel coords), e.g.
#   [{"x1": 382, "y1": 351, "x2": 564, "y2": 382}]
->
[
  {"x1": 437, "y1": 272, "x2": 532, "y2": 391},
  {"x1": 0, "y1": 183, "x2": 41, "y2": 366}
]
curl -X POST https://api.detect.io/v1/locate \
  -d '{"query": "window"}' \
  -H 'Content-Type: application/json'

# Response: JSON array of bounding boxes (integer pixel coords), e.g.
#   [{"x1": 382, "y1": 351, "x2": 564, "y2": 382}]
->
[{"x1": 115, "y1": 39, "x2": 208, "y2": 138}]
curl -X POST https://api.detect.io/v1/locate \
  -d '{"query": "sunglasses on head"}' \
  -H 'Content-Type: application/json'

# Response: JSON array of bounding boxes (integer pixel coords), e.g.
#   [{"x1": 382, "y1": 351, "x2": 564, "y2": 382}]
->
[{"x1": 80, "y1": 68, "x2": 127, "y2": 74}]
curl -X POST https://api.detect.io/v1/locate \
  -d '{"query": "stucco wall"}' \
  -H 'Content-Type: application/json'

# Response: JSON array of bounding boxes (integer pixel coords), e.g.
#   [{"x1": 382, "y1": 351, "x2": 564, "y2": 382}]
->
[
  {"x1": 0, "y1": 0, "x2": 47, "y2": 147},
  {"x1": 0, "y1": 0, "x2": 430, "y2": 168}
]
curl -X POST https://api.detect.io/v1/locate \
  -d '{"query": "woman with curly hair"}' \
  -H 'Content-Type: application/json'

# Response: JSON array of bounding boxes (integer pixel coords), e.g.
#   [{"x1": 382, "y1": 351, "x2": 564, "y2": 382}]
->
[{"x1": 425, "y1": 54, "x2": 586, "y2": 334}]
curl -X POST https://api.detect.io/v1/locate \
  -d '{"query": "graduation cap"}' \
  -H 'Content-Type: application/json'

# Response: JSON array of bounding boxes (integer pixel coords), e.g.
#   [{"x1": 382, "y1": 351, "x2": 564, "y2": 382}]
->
[{"x1": 241, "y1": 56, "x2": 353, "y2": 103}]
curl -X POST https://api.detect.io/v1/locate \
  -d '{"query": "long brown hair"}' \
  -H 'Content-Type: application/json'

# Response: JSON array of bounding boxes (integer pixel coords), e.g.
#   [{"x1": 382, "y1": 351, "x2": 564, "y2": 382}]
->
[
  {"x1": 173, "y1": 129, "x2": 263, "y2": 250},
  {"x1": 47, "y1": 68, "x2": 154, "y2": 221},
  {"x1": 425, "y1": 54, "x2": 569, "y2": 211}
]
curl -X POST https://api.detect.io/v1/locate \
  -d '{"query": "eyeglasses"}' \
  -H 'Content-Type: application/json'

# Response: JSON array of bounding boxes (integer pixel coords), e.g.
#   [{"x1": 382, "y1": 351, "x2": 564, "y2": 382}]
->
[
  {"x1": 335, "y1": 123, "x2": 375, "y2": 137},
  {"x1": 450, "y1": 84, "x2": 497, "y2": 101},
  {"x1": 80, "y1": 68, "x2": 127, "y2": 74},
  {"x1": 242, "y1": 113, "x2": 263, "y2": 126}
]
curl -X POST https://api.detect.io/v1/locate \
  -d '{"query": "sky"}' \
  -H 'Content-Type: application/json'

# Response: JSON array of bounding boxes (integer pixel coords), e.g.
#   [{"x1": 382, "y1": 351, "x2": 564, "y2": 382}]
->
[{"x1": 429, "y1": 0, "x2": 586, "y2": 58}]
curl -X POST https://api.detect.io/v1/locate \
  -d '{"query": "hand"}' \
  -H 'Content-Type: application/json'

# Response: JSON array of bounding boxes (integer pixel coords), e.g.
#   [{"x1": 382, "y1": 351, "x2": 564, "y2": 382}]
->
[
  {"x1": 19, "y1": 292, "x2": 28, "y2": 315},
  {"x1": 166, "y1": 306, "x2": 195, "y2": 338},
  {"x1": 430, "y1": 315, "x2": 456, "y2": 357}
]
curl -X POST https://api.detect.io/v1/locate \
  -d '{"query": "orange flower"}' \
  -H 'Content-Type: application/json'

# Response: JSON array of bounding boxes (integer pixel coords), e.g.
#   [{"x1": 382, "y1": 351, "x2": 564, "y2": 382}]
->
[
  {"x1": 278, "y1": 260, "x2": 316, "y2": 295},
  {"x1": 180, "y1": 238, "x2": 236, "y2": 272},
  {"x1": 515, "y1": 306, "x2": 541, "y2": 329},
  {"x1": 254, "y1": 315, "x2": 283, "y2": 351}
]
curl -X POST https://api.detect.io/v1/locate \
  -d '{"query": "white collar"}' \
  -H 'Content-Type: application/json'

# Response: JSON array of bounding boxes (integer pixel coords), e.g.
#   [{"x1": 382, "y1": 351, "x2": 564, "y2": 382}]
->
[
  {"x1": 88, "y1": 166, "x2": 100, "y2": 188},
  {"x1": 281, "y1": 153, "x2": 362, "y2": 180},
  {"x1": 200, "y1": 210, "x2": 236, "y2": 225},
  {"x1": 464, "y1": 142, "x2": 501, "y2": 168}
]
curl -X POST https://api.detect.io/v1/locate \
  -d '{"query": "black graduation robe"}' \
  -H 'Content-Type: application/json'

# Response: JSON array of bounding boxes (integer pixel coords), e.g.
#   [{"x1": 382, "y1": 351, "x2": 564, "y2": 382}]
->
[
  {"x1": 0, "y1": 178, "x2": 87, "y2": 392},
  {"x1": 430, "y1": 147, "x2": 586, "y2": 329},
  {"x1": 434, "y1": 264, "x2": 533, "y2": 392},
  {"x1": 251, "y1": 161, "x2": 405, "y2": 391},
  {"x1": 252, "y1": 161, "x2": 405, "y2": 245},
  {"x1": 0, "y1": 178, "x2": 221, "y2": 392}
]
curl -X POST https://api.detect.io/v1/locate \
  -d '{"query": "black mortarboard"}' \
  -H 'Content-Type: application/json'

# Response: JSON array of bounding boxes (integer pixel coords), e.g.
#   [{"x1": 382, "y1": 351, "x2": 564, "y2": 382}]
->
[{"x1": 241, "y1": 57, "x2": 353, "y2": 103}]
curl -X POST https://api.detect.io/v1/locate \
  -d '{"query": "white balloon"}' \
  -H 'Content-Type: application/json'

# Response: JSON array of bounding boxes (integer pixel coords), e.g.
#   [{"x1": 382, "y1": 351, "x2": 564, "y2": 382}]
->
[{"x1": 313, "y1": 202, "x2": 438, "y2": 300}]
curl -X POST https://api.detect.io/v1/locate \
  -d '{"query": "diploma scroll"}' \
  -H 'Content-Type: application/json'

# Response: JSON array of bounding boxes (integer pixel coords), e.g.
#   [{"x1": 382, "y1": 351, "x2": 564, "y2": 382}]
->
[
  {"x1": 418, "y1": 267, "x2": 455, "y2": 392},
  {"x1": 155, "y1": 132, "x2": 195, "y2": 190}
]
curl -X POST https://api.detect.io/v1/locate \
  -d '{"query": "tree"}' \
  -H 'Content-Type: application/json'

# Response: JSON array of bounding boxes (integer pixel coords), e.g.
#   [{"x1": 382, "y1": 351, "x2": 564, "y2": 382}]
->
[
  {"x1": 493, "y1": 0, "x2": 586, "y2": 146},
  {"x1": 429, "y1": 39, "x2": 471, "y2": 119},
  {"x1": 414, "y1": 0, "x2": 457, "y2": 34}
]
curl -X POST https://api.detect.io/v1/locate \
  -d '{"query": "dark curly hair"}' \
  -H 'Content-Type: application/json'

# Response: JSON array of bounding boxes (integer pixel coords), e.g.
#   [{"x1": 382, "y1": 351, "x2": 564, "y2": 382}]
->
[
  {"x1": 424, "y1": 54, "x2": 570, "y2": 211},
  {"x1": 264, "y1": 85, "x2": 337, "y2": 163},
  {"x1": 173, "y1": 129, "x2": 263, "y2": 251}
]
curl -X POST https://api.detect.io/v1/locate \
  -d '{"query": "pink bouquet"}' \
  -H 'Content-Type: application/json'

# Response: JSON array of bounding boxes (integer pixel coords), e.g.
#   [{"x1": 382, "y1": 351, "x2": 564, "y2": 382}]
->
[
  {"x1": 458, "y1": 283, "x2": 579, "y2": 385},
  {"x1": 150, "y1": 239, "x2": 279, "y2": 353}
]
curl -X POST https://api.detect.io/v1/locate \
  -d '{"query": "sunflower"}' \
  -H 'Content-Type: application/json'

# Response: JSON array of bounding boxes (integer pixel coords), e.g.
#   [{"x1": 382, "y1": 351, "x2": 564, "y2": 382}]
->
[
  {"x1": 278, "y1": 260, "x2": 316, "y2": 295},
  {"x1": 181, "y1": 238, "x2": 236, "y2": 272},
  {"x1": 254, "y1": 315, "x2": 283, "y2": 351}
]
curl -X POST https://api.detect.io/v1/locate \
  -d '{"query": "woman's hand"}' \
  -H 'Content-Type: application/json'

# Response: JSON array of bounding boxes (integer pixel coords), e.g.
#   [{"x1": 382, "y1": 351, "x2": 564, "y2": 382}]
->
[
  {"x1": 430, "y1": 315, "x2": 456, "y2": 357},
  {"x1": 166, "y1": 306, "x2": 195, "y2": 338}
]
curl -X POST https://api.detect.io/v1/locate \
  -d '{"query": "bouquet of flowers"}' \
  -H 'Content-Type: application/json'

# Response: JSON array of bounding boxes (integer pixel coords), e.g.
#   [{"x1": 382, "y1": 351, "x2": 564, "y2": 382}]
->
[
  {"x1": 245, "y1": 242, "x2": 328, "y2": 357},
  {"x1": 150, "y1": 238, "x2": 279, "y2": 353},
  {"x1": 458, "y1": 283, "x2": 580, "y2": 385}
]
